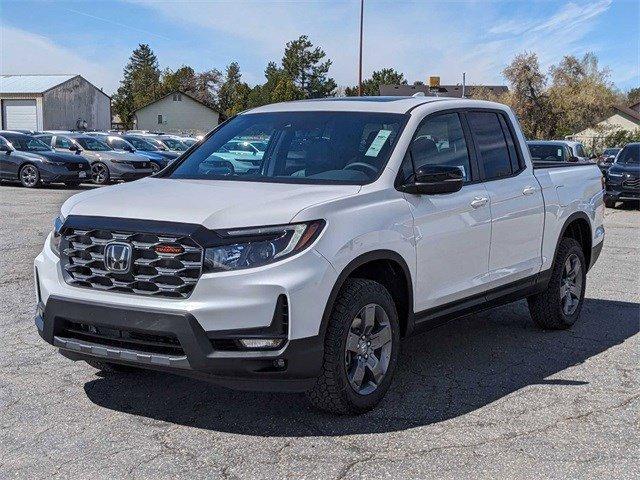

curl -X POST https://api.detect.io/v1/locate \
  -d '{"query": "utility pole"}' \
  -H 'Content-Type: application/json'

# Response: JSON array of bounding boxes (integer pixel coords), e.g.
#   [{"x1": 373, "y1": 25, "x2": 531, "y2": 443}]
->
[
  {"x1": 462, "y1": 72, "x2": 466, "y2": 98},
  {"x1": 358, "y1": 0, "x2": 364, "y2": 96}
]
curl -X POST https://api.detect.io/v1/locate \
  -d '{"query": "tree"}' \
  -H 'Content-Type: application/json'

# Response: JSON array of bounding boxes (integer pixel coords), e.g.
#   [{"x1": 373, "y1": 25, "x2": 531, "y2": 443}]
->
[
  {"x1": 112, "y1": 44, "x2": 162, "y2": 128},
  {"x1": 344, "y1": 68, "x2": 407, "y2": 96},
  {"x1": 548, "y1": 53, "x2": 617, "y2": 138},
  {"x1": 218, "y1": 62, "x2": 251, "y2": 119},
  {"x1": 161, "y1": 66, "x2": 196, "y2": 95},
  {"x1": 627, "y1": 87, "x2": 640, "y2": 106},
  {"x1": 282, "y1": 35, "x2": 336, "y2": 98}
]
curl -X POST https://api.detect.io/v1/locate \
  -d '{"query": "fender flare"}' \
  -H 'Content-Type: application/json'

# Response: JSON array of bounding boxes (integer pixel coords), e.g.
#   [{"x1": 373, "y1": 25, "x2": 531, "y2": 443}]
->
[
  {"x1": 550, "y1": 210, "x2": 593, "y2": 271},
  {"x1": 318, "y1": 249, "x2": 414, "y2": 340}
]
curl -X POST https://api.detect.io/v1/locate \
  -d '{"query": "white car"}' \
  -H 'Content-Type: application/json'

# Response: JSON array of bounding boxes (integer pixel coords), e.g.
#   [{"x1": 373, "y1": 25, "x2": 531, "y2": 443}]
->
[{"x1": 34, "y1": 97, "x2": 604, "y2": 414}]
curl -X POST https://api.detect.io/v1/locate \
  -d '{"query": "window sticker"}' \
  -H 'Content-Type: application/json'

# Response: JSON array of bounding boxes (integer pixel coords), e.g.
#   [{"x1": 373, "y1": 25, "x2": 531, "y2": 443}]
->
[
  {"x1": 365, "y1": 129, "x2": 392, "y2": 157},
  {"x1": 557, "y1": 148, "x2": 562, "y2": 157}
]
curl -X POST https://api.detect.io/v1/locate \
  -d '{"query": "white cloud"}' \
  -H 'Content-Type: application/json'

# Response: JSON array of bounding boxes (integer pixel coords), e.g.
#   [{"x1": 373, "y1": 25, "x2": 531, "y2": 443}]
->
[
  {"x1": 0, "y1": 24, "x2": 122, "y2": 93},
  {"x1": 131, "y1": 0, "x2": 618, "y2": 88}
]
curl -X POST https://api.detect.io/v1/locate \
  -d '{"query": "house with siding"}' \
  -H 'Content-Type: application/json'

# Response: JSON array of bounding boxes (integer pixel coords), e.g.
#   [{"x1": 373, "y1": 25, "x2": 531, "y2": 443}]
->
[
  {"x1": 133, "y1": 91, "x2": 220, "y2": 135},
  {"x1": 570, "y1": 105, "x2": 640, "y2": 146},
  {"x1": 0, "y1": 74, "x2": 110, "y2": 131}
]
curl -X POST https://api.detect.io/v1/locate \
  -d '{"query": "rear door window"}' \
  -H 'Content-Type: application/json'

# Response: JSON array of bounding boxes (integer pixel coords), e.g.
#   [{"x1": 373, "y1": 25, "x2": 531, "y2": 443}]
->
[{"x1": 467, "y1": 112, "x2": 512, "y2": 180}]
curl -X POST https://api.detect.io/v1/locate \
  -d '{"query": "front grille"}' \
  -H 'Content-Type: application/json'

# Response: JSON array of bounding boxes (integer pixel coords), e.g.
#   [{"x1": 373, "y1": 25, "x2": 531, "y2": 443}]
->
[
  {"x1": 622, "y1": 178, "x2": 640, "y2": 189},
  {"x1": 64, "y1": 162, "x2": 87, "y2": 171},
  {"x1": 61, "y1": 228, "x2": 203, "y2": 298},
  {"x1": 61, "y1": 320, "x2": 184, "y2": 356}
]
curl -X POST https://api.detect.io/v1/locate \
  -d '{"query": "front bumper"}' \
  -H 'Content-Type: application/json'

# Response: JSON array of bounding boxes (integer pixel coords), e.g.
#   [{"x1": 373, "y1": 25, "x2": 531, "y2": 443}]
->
[
  {"x1": 35, "y1": 296, "x2": 323, "y2": 391},
  {"x1": 34, "y1": 233, "x2": 338, "y2": 390},
  {"x1": 605, "y1": 181, "x2": 640, "y2": 202},
  {"x1": 40, "y1": 164, "x2": 90, "y2": 183},
  {"x1": 107, "y1": 162, "x2": 153, "y2": 181}
]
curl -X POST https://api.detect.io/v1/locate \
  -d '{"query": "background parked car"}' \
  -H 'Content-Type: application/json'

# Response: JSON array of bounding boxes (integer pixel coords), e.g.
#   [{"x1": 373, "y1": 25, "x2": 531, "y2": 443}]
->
[
  {"x1": 564, "y1": 140, "x2": 589, "y2": 162},
  {"x1": 87, "y1": 133, "x2": 175, "y2": 173},
  {"x1": 131, "y1": 134, "x2": 189, "y2": 153},
  {"x1": 0, "y1": 132, "x2": 89, "y2": 188},
  {"x1": 40, "y1": 133, "x2": 153, "y2": 185},
  {"x1": 604, "y1": 143, "x2": 640, "y2": 208},
  {"x1": 527, "y1": 140, "x2": 579, "y2": 163},
  {"x1": 208, "y1": 138, "x2": 267, "y2": 173},
  {"x1": 595, "y1": 147, "x2": 621, "y2": 173}
]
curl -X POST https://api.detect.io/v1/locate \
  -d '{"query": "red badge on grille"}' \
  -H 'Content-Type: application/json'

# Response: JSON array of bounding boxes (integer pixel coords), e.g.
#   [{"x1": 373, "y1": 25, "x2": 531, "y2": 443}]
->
[{"x1": 155, "y1": 244, "x2": 184, "y2": 254}]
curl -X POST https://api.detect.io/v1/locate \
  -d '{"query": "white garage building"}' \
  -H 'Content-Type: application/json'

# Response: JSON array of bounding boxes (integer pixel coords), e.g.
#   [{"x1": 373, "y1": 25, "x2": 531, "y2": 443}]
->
[
  {"x1": 133, "y1": 91, "x2": 220, "y2": 135},
  {"x1": 0, "y1": 74, "x2": 110, "y2": 131}
]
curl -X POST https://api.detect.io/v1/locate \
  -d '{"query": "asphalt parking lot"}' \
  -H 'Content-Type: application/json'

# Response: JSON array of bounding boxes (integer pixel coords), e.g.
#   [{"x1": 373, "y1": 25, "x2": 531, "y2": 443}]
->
[{"x1": 1, "y1": 184, "x2": 638, "y2": 479}]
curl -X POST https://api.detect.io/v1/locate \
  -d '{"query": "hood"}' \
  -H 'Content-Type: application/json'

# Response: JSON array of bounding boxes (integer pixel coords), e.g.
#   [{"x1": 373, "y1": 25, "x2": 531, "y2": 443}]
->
[
  {"x1": 157, "y1": 151, "x2": 180, "y2": 160},
  {"x1": 132, "y1": 150, "x2": 165, "y2": 161},
  {"x1": 61, "y1": 177, "x2": 361, "y2": 229},
  {"x1": 82, "y1": 150, "x2": 148, "y2": 162},
  {"x1": 609, "y1": 163, "x2": 640, "y2": 175},
  {"x1": 35, "y1": 150, "x2": 90, "y2": 164}
]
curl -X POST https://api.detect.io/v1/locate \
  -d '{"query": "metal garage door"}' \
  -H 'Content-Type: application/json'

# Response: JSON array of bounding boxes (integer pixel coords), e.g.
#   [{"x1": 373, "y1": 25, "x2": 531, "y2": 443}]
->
[{"x1": 2, "y1": 99, "x2": 37, "y2": 130}]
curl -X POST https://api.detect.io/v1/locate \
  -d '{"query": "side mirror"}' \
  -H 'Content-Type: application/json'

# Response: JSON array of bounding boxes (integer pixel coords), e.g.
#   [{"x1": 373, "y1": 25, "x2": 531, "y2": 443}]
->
[
  {"x1": 567, "y1": 155, "x2": 579, "y2": 162},
  {"x1": 401, "y1": 165, "x2": 464, "y2": 195},
  {"x1": 69, "y1": 144, "x2": 80, "y2": 152},
  {"x1": 124, "y1": 145, "x2": 135, "y2": 153}
]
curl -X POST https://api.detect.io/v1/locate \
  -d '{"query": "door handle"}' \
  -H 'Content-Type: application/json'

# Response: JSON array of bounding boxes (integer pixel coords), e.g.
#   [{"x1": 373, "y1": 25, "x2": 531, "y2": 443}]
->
[
  {"x1": 470, "y1": 196, "x2": 488, "y2": 209},
  {"x1": 522, "y1": 186, "x2": 536, "y2": 195}
]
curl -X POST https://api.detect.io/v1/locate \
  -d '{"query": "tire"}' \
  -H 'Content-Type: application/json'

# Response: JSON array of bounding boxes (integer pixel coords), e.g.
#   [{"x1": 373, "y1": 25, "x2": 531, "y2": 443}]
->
[
  {"x1": 604, "y1": 198, "x2": 617, "y2": 208},
  {"x1": 150, "y1": 162, "x2": 160, "y2": 174},
  {"x1": 91, "y1": 162, "x2": 110, "y2": 185},
  {"x1": 528, "y1": 238, "x2": 586, "y2": 330},
  {"x1": 86, "y1": 360, "x2": 140, "y2": 373},
  {"x1": 307, "y1": 278, "x2": 400, "y2": 414},
  {"x1": 19, "y1": 164, "x2": 40, "y2": 188}
]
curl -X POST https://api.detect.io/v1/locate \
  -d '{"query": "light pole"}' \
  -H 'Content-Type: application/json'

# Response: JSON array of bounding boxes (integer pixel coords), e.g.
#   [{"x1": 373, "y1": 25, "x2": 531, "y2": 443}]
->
[{"x1": 358, "y1": 0, "x2": 364, "y2": 96}]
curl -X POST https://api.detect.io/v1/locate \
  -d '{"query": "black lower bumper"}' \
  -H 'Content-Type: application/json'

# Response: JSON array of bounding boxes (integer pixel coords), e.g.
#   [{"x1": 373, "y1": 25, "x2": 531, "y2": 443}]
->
[
  {"x1": 605, "y1": 188, "x2": 640, "y2": 202},
  {"x1": 36, "y1": 296, "x2": 324, "y2": 392},
  {"x1": 114, "y1": 171, "x2": 151, "y2": 181}
]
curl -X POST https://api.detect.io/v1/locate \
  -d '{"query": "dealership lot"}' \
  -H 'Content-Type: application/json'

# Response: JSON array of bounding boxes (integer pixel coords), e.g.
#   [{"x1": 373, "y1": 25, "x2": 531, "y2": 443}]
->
[{"x1": 0, "y1": 185, "x2": 638, "y2": 479}]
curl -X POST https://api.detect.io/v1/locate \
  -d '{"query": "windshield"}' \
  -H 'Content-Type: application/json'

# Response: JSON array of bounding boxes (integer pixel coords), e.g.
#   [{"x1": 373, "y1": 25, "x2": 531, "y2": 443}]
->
[
  {"x1": 603, "y1": 148, "x2": 620, "y2": 156},
  {"x1": 161, "y1": 138, "x2": 188, "y2": 151},
  {"x1": 528, "y1": 144, "x2": 565, "y2": 162},
  {"x1": 125, "y1": 136, "x2": 159, "y2": 151},
  {"x1": 616, "y1": 144, "x2": 639, "y2": 164},
  {"x1": 4, "y1": 135, "x2": 51, "y2": 152},
  {"x1": 167, "y1": 111, "x2": 407, "y2": 185},
  {"x1": 182, "y1": 138, "x2": 197, "y2": 146},
  {"x1": 76, "y1": 137, "x2": 112, "y2": 151}
]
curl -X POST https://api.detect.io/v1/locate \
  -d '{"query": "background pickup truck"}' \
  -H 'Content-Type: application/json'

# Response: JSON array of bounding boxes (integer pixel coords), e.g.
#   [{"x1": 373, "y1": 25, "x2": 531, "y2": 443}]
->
[{"x1": 34, "y1": 97, "x2": 605, "y2": 414}]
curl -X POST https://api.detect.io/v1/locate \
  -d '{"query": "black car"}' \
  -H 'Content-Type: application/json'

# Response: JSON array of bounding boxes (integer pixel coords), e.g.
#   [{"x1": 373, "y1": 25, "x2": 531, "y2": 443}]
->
[
  {"x1": 0, "y1": 132, "x2": 90, "y2": 188},
  {"x1": 596, "y1": 147, "x2": 621, "y2": 174},
  {"x1": 604, "y1": 143, "x2": 640, "y2": 208}
]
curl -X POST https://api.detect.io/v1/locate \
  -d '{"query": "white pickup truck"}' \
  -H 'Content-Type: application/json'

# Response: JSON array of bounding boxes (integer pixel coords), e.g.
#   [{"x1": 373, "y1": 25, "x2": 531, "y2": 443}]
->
[{"x1": 34, "y1": 97, "x2": 605, "y2": 414}]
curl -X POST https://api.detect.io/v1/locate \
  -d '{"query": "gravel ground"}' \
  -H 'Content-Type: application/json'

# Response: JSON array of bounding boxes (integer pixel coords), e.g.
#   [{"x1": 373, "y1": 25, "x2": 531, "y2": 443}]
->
[{"x1": 1, "y1": 184, "x2": 638, "y2": 479}]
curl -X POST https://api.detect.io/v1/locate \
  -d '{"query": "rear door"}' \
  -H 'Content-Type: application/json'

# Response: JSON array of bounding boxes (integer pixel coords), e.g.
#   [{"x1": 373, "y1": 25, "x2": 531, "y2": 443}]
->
[
  {"x1": 401, "y1": 111, "x2": 492, "y2": 311},
  {"x1": 466, "y1": 110, "x2": 544, "y2": 287}
]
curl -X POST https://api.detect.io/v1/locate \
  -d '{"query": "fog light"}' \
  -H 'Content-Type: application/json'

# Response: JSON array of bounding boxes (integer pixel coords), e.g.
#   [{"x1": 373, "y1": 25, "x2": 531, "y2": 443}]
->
[{"x1": 238, "y1": 338, "x2": 284, "y2": 349}]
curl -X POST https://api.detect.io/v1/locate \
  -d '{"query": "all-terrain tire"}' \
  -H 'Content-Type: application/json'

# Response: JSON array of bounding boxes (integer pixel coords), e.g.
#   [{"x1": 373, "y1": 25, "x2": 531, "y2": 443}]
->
[
  {"x1": 528, "y1": 237, "x2": 586, "y2": 330},
  {"x1": 604, "y1": 197, "x2": 617, "y2": 208},
  {"x1": 307, "y1": 278, "x2": 400, "y2": 414}
]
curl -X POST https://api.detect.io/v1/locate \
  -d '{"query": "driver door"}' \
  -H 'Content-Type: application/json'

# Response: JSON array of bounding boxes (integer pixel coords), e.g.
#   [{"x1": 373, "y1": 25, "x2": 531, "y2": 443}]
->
[{"x1": 400, "y1": 111, "x2": 492, "y2": 312}]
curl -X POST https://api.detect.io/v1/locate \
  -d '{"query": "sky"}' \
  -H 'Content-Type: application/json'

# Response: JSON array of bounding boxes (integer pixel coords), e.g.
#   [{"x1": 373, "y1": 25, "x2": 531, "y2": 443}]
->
[{"x1": 0, "y1": 0, "x2": 638, "y2": 96}]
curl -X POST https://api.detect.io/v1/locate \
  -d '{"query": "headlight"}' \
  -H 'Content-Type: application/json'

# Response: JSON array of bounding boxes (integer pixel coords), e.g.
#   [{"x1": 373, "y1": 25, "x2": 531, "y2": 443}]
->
[
  {"x1": 42, "y1": 157, "x2": 66, "y2": 165},
  {"x1": 203, "y1": 220, "x2": 325, "y2": 273},
  {"x1": 49, "y1": 214, "x2": 65, "y2": 256},
  {"x1": 607, "y1": 171, "x2": 623, "y2": 178}
]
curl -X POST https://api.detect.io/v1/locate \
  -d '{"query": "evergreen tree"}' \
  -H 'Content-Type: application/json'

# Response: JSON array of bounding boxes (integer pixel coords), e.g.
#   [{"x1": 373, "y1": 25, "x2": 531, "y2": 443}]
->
[
  {"x1": 112, "y1": 44, "x2": 161, "y2": 128},
  {"x1": 281, "y1": 35, "x2": 336, "y2": 98},
  {"x1": 218, "y1": 62, "x2": 250, "y2": 119},
  {"x1": 344, "y1": 68, "x2": 407, "y2": 96}
]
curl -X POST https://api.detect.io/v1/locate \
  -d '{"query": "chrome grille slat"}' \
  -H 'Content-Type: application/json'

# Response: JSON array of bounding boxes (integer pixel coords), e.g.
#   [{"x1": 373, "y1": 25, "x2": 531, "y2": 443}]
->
[{"x1": 61, "y1": 227, "x2": 203, "y2": 298}]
